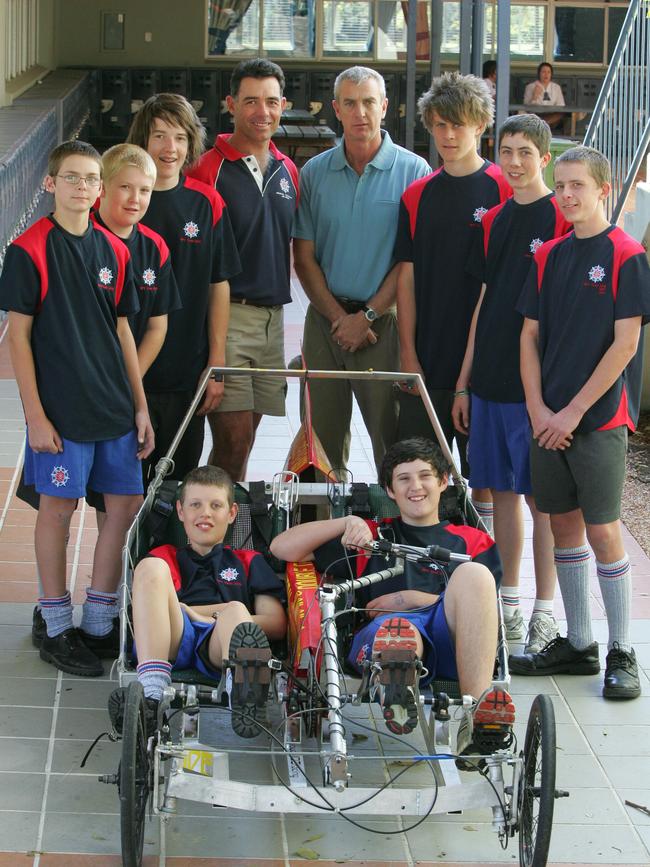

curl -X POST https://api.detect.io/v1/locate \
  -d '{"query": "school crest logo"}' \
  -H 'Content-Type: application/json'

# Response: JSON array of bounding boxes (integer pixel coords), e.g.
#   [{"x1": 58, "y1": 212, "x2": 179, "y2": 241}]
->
[
  {"x1": 219, "y1": 567, "x2": 239, "y2": 583},
  {"x1": 50, "y1": 466, "x2": 69, "y2": 488},
  {"x1": 473, "y1": 206, "x2": 488, "y2": 223},
  {"x1": 529, "y1": 238, "x2": 543, "y2": 254},
  {"x1": 142, "y1": 268, "x2": 156, "y2": 286},
  {"x1": 183, "y1": 221, "x2": 200, "y2": 239},
  {"x1": 98, "y1": 266, "x2": 113, "y2": 286},
  {"x1": 356, "y1": 642, "x2": 371, "y2": 666},
  {"x1": 588, "y1": 264, "x2": 606, "y2": 283},
  {"x1": 280, "y1": 177, "x2": 290, "y2": 194}
]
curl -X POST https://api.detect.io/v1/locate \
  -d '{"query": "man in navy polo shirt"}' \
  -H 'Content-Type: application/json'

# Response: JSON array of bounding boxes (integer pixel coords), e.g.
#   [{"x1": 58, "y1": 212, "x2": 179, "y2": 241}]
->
[
  {"x1": 512, "y1": 146, "x2": 650, "y2": 700},
  {"x1": 189, "y1": 59, "x2": 298, "y2": 481},
  {"x1": 294, "y1": 67, "x2": 431, "y2": 477}
]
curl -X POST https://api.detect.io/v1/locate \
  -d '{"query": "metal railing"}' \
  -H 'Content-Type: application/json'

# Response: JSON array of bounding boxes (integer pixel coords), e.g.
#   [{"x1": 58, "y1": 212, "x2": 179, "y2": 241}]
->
[{"x1": 583, "y1": 0, "x2": 650, "y2": 222}]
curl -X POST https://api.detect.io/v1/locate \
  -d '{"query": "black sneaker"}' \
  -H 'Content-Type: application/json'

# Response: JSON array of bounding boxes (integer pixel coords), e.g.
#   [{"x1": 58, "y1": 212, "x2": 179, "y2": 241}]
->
[
  {"x1": 32, "y1": 606, "x2": 46, "y2": 648},
  {"x1": 228, "y1": 622, "x2": 272, "y2": 739},
  {"x1": 509, "y1": 635, "x2": 600, "y2": 676},
  {"x1": 39, "y1": 629, "x2": 103, "y2": 677},
  {"x1": 108, "y1": 686, "x2": 160, "y2": 737},
  {"x1": 603, "y1": 643, "x2": 641, "y2": 700},
  {"x1": 78, "y1": 618, "x2": 120, "y2": 658}
]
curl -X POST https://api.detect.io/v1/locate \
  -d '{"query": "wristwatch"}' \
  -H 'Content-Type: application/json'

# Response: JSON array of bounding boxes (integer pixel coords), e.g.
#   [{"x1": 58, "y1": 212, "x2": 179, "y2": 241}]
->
[{"x1": 362, "y1": 305, "x2": 378, "y2": 322}]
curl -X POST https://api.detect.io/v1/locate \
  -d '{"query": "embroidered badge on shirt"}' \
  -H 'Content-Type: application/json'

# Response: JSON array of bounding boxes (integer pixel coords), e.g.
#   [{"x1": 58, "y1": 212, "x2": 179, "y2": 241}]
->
[
  {"x1": 588, "y1": 264, "x2": 606, "y2": 283},
  {"x1": 473, "y1": 206, "x2": 488, "y2": 223},
  {"x1": 142, "y1": 268, "x2": 156, "y2": 286},
  {"x1": 529, "y1": 238, "x2": 543, "y2": 254},
  {"x1": 219, "y1": 567, "x2": 239, "y2": 583},
  {"x1": 98, "y1": 266, "x2": 113, "y2": 285},
  {"x1": 183, "y1": 221, "x2": 200, "y2": 239}
]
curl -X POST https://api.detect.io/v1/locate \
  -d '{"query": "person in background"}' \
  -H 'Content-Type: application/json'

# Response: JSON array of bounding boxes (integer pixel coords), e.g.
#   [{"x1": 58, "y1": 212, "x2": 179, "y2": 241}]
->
[{"x1": 523, "y1": 62, "x2": 565, "y2": 130}]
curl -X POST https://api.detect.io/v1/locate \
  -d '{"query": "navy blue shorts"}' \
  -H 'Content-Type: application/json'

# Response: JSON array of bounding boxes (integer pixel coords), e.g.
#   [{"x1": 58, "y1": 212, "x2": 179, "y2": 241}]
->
[
  {"x1": 173, "y1": 610, "x2": 221, "y2": 678},
  {"x1": 24, "y1": 429, "x2": 144, "y2": 500},
  {"x1": 468, "y1": 397, "x2": 532, "y2": 495},
  {"x1": 133, "y1": 610, "x2": 220, "y2": 679},
  {"x1": 348, "y1": 595, "x2": 456, "y2": 685}
]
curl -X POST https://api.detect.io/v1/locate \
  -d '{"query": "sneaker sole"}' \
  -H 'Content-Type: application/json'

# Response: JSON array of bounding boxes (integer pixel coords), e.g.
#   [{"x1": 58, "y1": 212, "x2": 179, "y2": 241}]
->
[
  {"x1": 229, "y1": 622, "x2": 271, "y2": 739},
  {"x1": 373, "y1": 617, "x2": 419, "y2": 735},
  {"x1": 39, "y1": 647, "x2": 103, "y2": 677},
  {"x1": 473, "y1": 688, "x2": 516, "y2": 728}
]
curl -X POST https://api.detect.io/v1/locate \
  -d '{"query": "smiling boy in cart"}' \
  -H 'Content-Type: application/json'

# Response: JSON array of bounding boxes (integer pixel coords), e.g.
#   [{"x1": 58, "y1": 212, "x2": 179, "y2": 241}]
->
[
  {"x1": 271, "y1": 437, "x2": 515, "y2": 761},
  {"x1": 109, "y1": 465, "x2": 287, "y2": 738}
]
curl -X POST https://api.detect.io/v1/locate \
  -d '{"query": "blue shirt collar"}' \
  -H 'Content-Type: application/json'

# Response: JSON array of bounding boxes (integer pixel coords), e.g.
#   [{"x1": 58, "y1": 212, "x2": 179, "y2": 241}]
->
[{"x1": 331, "y1": 130, "x2": 396, "y2": 172}]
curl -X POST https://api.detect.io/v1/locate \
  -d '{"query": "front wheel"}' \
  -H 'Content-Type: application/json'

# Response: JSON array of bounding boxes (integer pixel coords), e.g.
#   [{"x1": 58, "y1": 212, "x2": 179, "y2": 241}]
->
[
  {"x1": 119, "y1": 682, "x2": 152, "y2": 867},
  {"x1": 518, "y1": 693, "x2": 556, "y2": 867}
]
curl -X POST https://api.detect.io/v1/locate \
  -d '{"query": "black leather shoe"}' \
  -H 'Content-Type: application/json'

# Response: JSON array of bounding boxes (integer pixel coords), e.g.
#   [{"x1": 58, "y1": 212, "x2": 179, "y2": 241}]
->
[
  {"x1": 509, "y1": 635, "x2": 600, "y2": 675},
  {"x1": 32, "y1": 606, "x2": 46, "y2": 648},
  {"x1": 39, "y1": 629, "x2": 103, "y2": 677},
  {"x1": 603, "y1": 643, "x2": 641, "y2": 700},
  {"x1": 78, "y1": 618, "x2": 120, "y2": 658}
]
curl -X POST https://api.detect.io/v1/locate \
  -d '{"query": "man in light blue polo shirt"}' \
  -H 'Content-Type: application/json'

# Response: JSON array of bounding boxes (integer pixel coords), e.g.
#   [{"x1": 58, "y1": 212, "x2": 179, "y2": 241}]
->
[{"x1": 294, "y1": 66, "x2": 431, "y2": 476}]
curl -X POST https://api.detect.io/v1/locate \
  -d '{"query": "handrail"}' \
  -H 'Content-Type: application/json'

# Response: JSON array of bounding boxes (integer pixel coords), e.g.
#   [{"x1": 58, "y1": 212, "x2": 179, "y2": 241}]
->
[{"x1": 583, "y1": 0, "x2": 650, "y2": 222}]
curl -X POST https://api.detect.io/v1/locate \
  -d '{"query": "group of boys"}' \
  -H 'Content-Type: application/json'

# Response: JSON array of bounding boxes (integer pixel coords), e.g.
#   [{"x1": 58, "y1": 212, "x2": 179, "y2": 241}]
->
[{"x1": 0, "y1": 61, "x2": 647, "y2": 752}]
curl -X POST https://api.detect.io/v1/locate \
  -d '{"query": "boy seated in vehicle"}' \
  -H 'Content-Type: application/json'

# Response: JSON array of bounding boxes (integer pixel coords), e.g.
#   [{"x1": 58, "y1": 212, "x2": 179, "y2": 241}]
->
[
  {"x1": 109, "y1": 465, "x2": 287, "y2": 738},
  {"x1": 271, "y1": 438, "x2": 514, "y2": 761}
]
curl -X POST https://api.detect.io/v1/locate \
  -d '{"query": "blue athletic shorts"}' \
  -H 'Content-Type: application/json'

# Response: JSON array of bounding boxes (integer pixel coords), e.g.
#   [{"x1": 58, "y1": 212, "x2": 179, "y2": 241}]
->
[
  {"x1": 24, "y1": 429, "x2": 144, "y2": 499},
  {"x1": 133, "y1": 610, "x2": 220, "y2": 679},
  {"x1": 348, "y1": 595, "x2": 456, "y2": 685},
  {"x1": 173, "y1": 611, "x2": 221, "y2": 678},
  {"x1": 468, "y1": 396, "x2": 532, "y2": 495}
]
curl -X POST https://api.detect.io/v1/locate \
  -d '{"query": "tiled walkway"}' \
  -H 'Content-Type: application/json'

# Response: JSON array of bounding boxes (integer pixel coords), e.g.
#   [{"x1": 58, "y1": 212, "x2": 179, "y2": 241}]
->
[{"x1": 0, "y1": 281, "x2": 649, "y2": 865}]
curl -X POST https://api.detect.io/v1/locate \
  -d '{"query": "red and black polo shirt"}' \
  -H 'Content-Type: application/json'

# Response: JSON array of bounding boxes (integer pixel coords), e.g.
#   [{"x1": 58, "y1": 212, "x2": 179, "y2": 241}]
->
[
  {"x1": 394, "y1": 161, "x2": 511, "y2": 390},
  {"x1": 0, "y1": 215, "x2": 139, "y2": 441}
]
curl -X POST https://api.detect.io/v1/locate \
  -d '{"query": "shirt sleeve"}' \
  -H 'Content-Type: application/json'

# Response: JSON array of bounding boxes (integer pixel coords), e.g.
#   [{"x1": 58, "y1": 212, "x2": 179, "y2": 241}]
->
[
  {"x1": 523, "y1": 82, "x2": 538, "y2": 104},
  {"x1": 210, "y1": 206, "x2": 242, "y2": 283},
  {"x1": 0, "y1": 244, "x2": 42, "y2": 314},
  {"x1": 292, "y1": 163, "x2": 314, "y2": 241},
  {"x1": 116, "y1": 259, "x2": 141, "y2": 318},
  {"x1": 516, "y1": 259, "x2": 541, "y2": 320},
  {"x1": 393, "y1": 199, "x2": 414, "y2": 263},
  {"x1": 473, "y1": 539, "x2": 503, "y2": 587},
  {"x1": 247, "y1": 553, "x2": 287, "y2": 605},
  {"x1": 614, "y1": 253, "x2": 650, "y2": 324},
  {"x1": 151, "y1": 254, "x2": 182, "y2": 316}
]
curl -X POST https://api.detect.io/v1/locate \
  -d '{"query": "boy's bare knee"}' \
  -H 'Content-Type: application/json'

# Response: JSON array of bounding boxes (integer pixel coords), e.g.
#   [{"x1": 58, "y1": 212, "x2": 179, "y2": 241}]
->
[
  {"x1": 448, "y1": 562, "x2": 496, "y2": 599},
  {"x1": 39, "y1": 496, "x2": 76, "y2": 525},
  {"x1": 104, "y1": 493, "x2": 143, "y2": 520},
  {"x1": 221, "y1": 600, "x2": 250, "y2": 619},
  {"x1": 133, "y1": 560, "x2": 173, "y2": 592}
]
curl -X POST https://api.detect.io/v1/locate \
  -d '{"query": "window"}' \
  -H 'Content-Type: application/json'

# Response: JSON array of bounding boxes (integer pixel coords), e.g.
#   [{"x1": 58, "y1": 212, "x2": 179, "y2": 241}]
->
[
  {"x1": 204, "y1": 0, "x2": 629, "y2": 66},
  {"x1": 207, "y1": 0, "x2": 315, "y2": 57},
  {"x1": 554, "y1": 5, "x2": 605, "y2": 63}
]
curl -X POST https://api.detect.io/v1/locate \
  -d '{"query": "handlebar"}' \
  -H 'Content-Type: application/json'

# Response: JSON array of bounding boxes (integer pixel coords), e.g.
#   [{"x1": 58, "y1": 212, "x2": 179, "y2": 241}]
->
[{"x1": 366, "y1": 538, "x2": 472, "y2": 564}]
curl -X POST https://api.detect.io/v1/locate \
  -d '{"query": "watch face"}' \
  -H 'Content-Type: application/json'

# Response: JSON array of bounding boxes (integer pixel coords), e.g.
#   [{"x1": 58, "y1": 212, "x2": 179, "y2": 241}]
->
[{"x1": 364, "y1": 306, "x2": 377, "y2": 322}]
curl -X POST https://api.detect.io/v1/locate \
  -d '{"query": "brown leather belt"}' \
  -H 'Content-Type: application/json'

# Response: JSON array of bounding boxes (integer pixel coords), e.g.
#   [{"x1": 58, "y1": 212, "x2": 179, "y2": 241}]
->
[
  {"x1": 336, "y1": 297, "x2": 367, "y2": 314},
  {"x1": 230, "y1": 297, "x2": 273, "y2": 308}
]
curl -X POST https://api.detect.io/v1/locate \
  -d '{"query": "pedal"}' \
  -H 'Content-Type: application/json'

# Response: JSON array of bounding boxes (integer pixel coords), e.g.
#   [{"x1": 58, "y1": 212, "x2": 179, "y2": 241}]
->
[{"x1": 375, "y1": 649, "x2": 420, "y2": 687}]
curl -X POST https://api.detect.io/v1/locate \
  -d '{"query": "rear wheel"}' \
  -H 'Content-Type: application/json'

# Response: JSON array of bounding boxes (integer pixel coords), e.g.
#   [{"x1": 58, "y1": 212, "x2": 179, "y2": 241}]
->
[
  {"x1": 120, "y1": 682, "x2": 152, "y2": 867},
  {"x1": 518, "y1": 693, "x2": 556, "y2": 867}
]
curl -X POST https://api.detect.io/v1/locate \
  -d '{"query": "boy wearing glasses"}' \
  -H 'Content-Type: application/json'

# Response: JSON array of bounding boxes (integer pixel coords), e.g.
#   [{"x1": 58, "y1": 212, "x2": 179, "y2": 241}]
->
[{"x1": 0, "y1": 140, "x2": 154, "y2": 677}]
